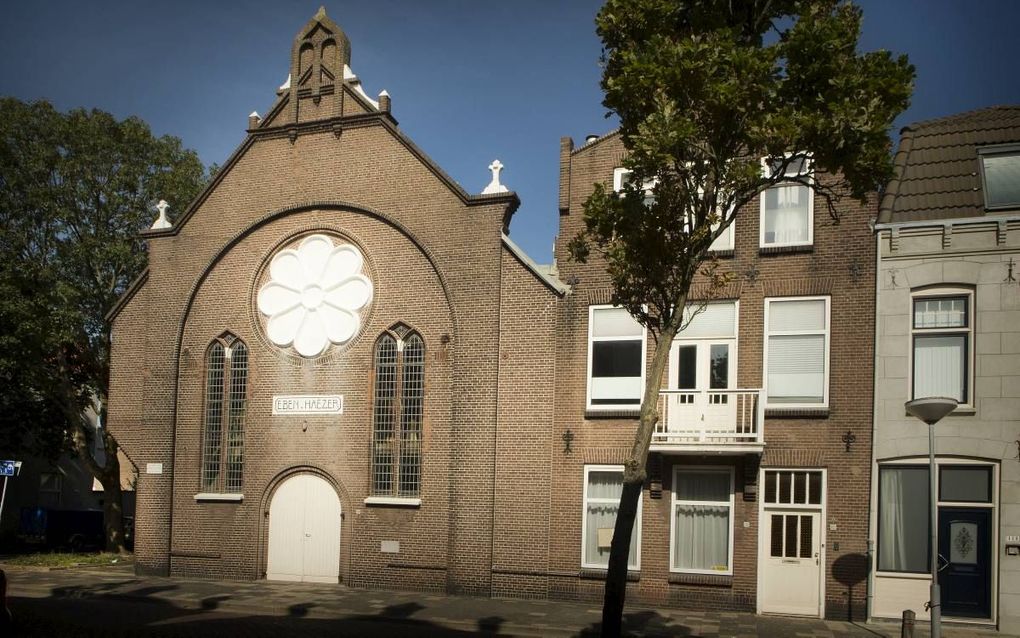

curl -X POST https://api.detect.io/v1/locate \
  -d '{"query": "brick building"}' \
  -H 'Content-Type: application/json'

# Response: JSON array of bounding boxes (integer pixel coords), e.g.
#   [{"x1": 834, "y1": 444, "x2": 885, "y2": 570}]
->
[{"x1": 107, "y1": 9, "x2": 875, "y2": 620}]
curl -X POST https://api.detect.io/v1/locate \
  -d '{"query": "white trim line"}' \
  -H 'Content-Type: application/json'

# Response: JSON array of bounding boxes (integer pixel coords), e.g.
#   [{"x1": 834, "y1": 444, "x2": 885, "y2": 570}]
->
[
  {"x1": 363, "y1": 496, "x2": 421, "y2": 507},
  {"x1": 194, "y1": 493, "x2": 243, "y2": 502},
  {"x1": 500, "y1": 233, "x2": 569, "y2": 295},
  {"x1": 874, "y1": 213, "x2": 1020, "y2": 231}
]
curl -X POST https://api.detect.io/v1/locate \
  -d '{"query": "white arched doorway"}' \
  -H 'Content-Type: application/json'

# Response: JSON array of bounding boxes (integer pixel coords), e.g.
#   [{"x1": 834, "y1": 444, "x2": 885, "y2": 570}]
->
[{"x1": 266, "y1": 473, "x2": 342, "y2": 583}]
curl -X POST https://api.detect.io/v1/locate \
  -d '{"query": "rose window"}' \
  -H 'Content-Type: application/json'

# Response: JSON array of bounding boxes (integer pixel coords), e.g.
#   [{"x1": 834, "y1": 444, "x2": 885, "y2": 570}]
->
[{"x1": 257, "y1": 234, "x2": 373, "y2": 357}]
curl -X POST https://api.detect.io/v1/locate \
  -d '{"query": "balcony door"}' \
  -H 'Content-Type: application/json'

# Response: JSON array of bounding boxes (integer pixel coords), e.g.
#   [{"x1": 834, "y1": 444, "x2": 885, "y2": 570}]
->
[{"x1": 667, "y1": 338, "x2": 736, "y2": 434}]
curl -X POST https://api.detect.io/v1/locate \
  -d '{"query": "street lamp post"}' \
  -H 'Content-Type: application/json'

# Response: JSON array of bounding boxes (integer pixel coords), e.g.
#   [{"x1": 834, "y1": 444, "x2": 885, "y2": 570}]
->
[{"x1": 904, "y1": 397, "x2": 958, "y2": 638}]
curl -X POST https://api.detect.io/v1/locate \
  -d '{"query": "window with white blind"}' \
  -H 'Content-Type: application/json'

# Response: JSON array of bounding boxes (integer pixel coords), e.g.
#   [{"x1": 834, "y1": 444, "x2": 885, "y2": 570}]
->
[
  {"x1": 681, "y1": 301, "x2": 737, "y2": 339},
  {"x1": 911, "y1": 289, "x2": 972, "y2": 405},
  {"x1": 760, "y1": 157, "x2": 813, "y2": 247},
  {"x1": 671, "y1": 467, "x2": 734, "y2": 574},
  {"x1": 764, "y1": 297, "x2": 830, "y2": 408},
  {"x1": 587, "y1": 306, "x2": 646, "y2": 410},
  {"x1": 582, "y1": 466, "x2": 641, "y2": 570}
]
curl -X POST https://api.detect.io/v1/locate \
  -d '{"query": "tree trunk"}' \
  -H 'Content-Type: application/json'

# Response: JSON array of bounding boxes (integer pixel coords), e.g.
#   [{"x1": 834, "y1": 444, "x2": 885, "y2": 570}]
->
[
  {"x1": 601, "y1": 313, "x2": 683, "y2": 637},
  {"x1": 97, "y1": 428, "x2": 126, "y2": 554},
  {"x1": 68, "y1": 403, "x2": 127, "y2": 554}
]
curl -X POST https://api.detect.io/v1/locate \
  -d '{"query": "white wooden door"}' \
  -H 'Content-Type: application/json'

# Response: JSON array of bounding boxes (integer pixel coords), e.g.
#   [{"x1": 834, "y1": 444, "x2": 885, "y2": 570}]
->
[
  {"x1": 267, "y1": 473, "x2": 341, "y2": 583},
  {"x1": 761, "y1": 510, "x2": 822, "y2": 616},
  {"x1": 667, "y1": 339, "x2": 736, "y2": 434}
]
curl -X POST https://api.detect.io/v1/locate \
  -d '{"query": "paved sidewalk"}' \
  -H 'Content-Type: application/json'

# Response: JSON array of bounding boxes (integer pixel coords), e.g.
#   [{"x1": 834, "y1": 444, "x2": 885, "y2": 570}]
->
[{"x1": 2, "y1": 563, "x2": 1010, "y2": 637}]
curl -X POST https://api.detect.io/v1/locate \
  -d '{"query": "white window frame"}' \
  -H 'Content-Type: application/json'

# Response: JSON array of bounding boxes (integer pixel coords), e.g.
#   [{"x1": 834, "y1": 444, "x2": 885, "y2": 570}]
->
[
  {"x1": 581, "y1": 464, "x2": 642, "y2": 570},
  {"x1": 908, "y1": 286, "x2": 974, "y2": 409},
  {"x1": 669, "y1": 466, "x2": 735, "y2": 575},
  {"x1": 874, "y1": 457, "x2": 998, "y2": 603},
  {"x1": 586, "y1": 304, "x2": 648, "y2": 411},
  {"x1": 977, "y1": 143, "x2": 1020, "y2": 210},
  {"x1": 759, "y1": 156, "x2": 814, "y2": 248},
  {"x1": 763, "y1": 295, "x2": 831, "y2": 409},
  {"x1": 614, "y1": 167, "x2": 734, "y2": 252}
]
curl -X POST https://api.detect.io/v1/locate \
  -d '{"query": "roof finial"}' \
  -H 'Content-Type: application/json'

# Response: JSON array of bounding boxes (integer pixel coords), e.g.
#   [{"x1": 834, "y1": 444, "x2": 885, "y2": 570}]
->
[
  {"x1": 151, "y1": 200, "x2": 172, "y2": 230},
  {"x1": 482, "y1": 159, "x2": 509, "y2": 194},
  {"x1": 315, "y1": 5, "x2": 327, "y2": 20}
]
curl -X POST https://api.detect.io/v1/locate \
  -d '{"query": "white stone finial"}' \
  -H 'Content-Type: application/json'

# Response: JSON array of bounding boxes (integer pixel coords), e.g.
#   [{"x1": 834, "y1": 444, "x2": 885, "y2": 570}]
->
[
  {"x1": 482, "y1": 159, "x2": 509, "y2": 194},
  {"x1": 151, "y1": 200, "x2": 172, "y2": 230}
]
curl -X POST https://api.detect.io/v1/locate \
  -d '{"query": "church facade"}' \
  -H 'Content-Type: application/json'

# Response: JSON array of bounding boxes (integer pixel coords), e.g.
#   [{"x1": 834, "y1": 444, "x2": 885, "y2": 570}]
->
[{"x1": 107, "y1": 9, "x2": 875, "y2": 619}]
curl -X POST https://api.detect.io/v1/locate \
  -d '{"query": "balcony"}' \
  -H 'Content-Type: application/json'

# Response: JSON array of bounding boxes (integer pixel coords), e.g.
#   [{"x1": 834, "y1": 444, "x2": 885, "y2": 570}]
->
[{"x1": 651, "y1": 389, "x2": 765, "y2": 454}]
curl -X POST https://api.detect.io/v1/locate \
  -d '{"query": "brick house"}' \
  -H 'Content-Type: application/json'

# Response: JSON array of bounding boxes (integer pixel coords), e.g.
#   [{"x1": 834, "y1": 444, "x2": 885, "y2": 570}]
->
[
  {"x1": 106, "y1": 9, "x2": 874, "y2": 619},
  {"x1": 869, "y1": 107, "x2": 1020, "y2": 632}
]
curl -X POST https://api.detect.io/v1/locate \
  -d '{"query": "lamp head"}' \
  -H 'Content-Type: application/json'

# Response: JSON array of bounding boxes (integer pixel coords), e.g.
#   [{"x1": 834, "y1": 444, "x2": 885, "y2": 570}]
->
[{"x1": 905, "y1": 397, "x2": 958, "y2": 425}]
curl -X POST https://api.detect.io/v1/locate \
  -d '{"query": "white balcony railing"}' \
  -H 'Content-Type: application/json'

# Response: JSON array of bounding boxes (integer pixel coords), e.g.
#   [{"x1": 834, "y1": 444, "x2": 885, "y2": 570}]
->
[{"x1": 652, "y1": 389, "x2": 764, "y2": 452}]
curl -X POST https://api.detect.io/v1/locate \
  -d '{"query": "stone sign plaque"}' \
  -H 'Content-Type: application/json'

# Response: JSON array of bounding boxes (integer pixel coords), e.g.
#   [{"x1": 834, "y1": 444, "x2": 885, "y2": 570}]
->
[{"x1": 272, "y1": 395, "x2": 344, "y2": 416}]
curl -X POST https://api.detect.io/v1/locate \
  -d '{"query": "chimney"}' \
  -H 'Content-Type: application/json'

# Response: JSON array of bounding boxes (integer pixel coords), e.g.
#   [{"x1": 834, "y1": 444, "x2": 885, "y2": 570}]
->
[{"x1": 378, "y1": 90, "x2": 391, "y2": 113}]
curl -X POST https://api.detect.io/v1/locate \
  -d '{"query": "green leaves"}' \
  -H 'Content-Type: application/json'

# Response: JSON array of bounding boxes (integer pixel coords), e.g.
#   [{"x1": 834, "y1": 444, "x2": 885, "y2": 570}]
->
[
  {"x1": 0, "y1": 98, "x2": 209, "y2": 455},
  {"x1": 576, "y1": 0, "x2": 913, "y2": 334}
]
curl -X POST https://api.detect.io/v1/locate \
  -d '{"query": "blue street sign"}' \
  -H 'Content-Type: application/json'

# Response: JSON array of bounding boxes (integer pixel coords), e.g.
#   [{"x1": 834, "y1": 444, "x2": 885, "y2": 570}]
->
[{"x1": 0, "y1": 460, "x2": 15, "y2": 477}]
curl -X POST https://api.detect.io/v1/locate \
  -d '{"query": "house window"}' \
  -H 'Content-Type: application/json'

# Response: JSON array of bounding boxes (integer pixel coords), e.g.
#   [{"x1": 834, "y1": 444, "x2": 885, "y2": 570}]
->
[
  {"x1": 371, "y1": 331, "x2": 425, "y2": 497},
  {"x1": 978, "y1": 145, "x2": 1020, "y2": 209},
  {"x1": 671, "y1": 467, "x2": 734, "y2": 574},
  {"x1": 582, "y1": 465, "x2": 640, "y2": 570},
  {"x1": 763, "y1": 470, "x2": 822, "y2": 505},
  {"x1": 878, "y1": 461, "x2": 996, "y2": 575},
  {"x1": 39, "y1": 472, "x2": 61, "y2": 508},
  {"x1": 587, "y1": 306, "x2": 646, "y2": 410},
  {"x1": 912, "y1": 290, "x2": 972, "y2": 404},
  {"x1": 764, "y1": 297, "x2": 829, "y2": 408},
  {"x1": 613, "y1": 167, "x2": 733, "y2": 252},
  {"x1": 760, "y1": 157, "x2": 813, "y2": 247},
  {"x1": 201, "y1": 335, "x2": 248, "y2": 494}
]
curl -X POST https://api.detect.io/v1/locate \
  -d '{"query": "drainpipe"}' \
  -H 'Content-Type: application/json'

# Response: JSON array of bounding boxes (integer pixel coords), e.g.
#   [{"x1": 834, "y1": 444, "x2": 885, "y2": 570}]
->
[{"x1": 866, "y1": 222, "x2": 880, "y2": 622}]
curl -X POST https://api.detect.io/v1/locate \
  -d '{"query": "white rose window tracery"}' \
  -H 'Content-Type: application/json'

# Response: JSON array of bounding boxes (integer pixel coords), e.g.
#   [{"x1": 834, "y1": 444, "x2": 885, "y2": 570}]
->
[{"x1": 257, "y1": 234, "x2": 373, "y2": 357}]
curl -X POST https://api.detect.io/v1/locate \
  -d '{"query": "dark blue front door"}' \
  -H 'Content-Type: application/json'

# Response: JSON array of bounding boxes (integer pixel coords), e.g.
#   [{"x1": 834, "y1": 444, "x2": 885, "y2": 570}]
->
[{"x1": 938, "y1": 507, "x2": 992, "y2": 619}]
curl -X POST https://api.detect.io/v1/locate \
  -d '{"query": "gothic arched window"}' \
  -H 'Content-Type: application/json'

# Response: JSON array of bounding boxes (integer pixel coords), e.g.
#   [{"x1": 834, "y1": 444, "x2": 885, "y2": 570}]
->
[
  {"x1": 201, "y1": 335, "x2": 248, "y2": 494},
  {"x1": 371, "y1": 330, "x2": 424, "y2": 497}
]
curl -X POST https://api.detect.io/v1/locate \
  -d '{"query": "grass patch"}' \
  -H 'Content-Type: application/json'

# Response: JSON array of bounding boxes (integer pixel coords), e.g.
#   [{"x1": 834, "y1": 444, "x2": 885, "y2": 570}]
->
[{"x1": 1, "y1": 551, "x2": 131, "y2": 567}]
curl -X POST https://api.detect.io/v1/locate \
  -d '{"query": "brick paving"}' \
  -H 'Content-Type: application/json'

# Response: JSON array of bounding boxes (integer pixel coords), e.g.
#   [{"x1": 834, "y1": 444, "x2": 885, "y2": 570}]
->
[{"x1": 2, "y1": 564, "x2": 1011, "y2": 637}]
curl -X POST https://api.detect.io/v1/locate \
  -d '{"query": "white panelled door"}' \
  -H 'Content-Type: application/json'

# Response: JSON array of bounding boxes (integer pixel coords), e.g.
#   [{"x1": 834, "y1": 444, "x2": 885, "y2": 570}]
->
[
  {"x1": 761, "y1": 510, "x2": 822, "y2": 616},
  {"x1": 267, "y1": 473, "x2": 341, "y2": 583}
]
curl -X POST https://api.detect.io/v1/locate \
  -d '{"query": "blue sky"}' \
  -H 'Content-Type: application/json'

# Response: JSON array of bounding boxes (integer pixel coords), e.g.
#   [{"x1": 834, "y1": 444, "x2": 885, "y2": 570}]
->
[{"x1": 2, "y1": 1, "x2": 1019, "y2": 262}]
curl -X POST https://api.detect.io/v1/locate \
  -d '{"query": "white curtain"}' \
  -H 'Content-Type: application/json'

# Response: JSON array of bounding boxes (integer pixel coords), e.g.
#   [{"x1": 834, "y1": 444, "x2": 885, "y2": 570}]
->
[
  {"x1": 913, "y1": 335, "x2": 965, "y2": 401},
  {"x1": 673, "y1": 505, "x2": 729, "y2": 570},
  {"x1": 673, "y1": 471, "x2": 730, "y2": 571},
  {"x1": 878, "y1": 467, "x2": 929, "y2": 572},
  {"x1": 585, "y1": 471, "x2": 639, "y2": 568},
  {"x1": 763, "y1": 184, "x2": 810, "y2": 244}
]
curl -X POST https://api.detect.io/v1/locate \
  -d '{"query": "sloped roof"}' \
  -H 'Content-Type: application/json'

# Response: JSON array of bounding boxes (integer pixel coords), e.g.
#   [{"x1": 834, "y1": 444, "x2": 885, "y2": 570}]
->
[{"x1": 878, "y1": 105, "x2": 1020, "y2": 224}]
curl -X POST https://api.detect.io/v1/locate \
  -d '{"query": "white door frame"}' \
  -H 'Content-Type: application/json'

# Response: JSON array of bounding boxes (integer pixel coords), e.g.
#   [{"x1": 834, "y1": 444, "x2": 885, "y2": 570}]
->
[
  {"x1": 266, "y1": 472, "x2": 342, "y2": 583},
  {"x1": 756, "y1": 467, "x2": 827, "y2": 618}
]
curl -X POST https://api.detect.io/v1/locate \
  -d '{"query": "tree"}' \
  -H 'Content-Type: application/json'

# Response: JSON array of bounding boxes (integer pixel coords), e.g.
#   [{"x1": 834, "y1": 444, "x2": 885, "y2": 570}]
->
[
  {"x1": 567, "y1": 1, "x2": 913, "y2": 634},
  {"x1": 0, "y1": 98, "x2": 207, "y2": 552}
]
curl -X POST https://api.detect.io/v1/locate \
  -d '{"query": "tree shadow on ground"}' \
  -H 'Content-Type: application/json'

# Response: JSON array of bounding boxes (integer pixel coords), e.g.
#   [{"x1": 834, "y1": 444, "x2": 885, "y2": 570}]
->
[
  {"x1": 578, "y1": 609, "x2": 696, "y2": 637},
  {"x1": 9, "y1": 595, "x2": 507, "y2": 637}
]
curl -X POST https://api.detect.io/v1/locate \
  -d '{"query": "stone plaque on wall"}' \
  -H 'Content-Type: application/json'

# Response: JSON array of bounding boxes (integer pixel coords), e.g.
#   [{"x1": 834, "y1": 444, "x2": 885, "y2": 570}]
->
[{"x1": 272, "y1": 395, "x2": 344, "y2": 415}]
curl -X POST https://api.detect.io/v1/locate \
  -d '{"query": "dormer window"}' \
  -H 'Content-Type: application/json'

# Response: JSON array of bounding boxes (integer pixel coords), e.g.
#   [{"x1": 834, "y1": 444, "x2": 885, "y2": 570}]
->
[{"x1": 978, "y1": 144, "x2": 1020, "y2": 210}]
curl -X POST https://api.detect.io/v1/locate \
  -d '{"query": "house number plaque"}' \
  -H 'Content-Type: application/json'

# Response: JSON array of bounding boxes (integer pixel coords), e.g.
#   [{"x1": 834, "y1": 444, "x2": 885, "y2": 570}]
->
[{"x1": 272, "y1": 395, "x2": 344, "y2": 415}]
